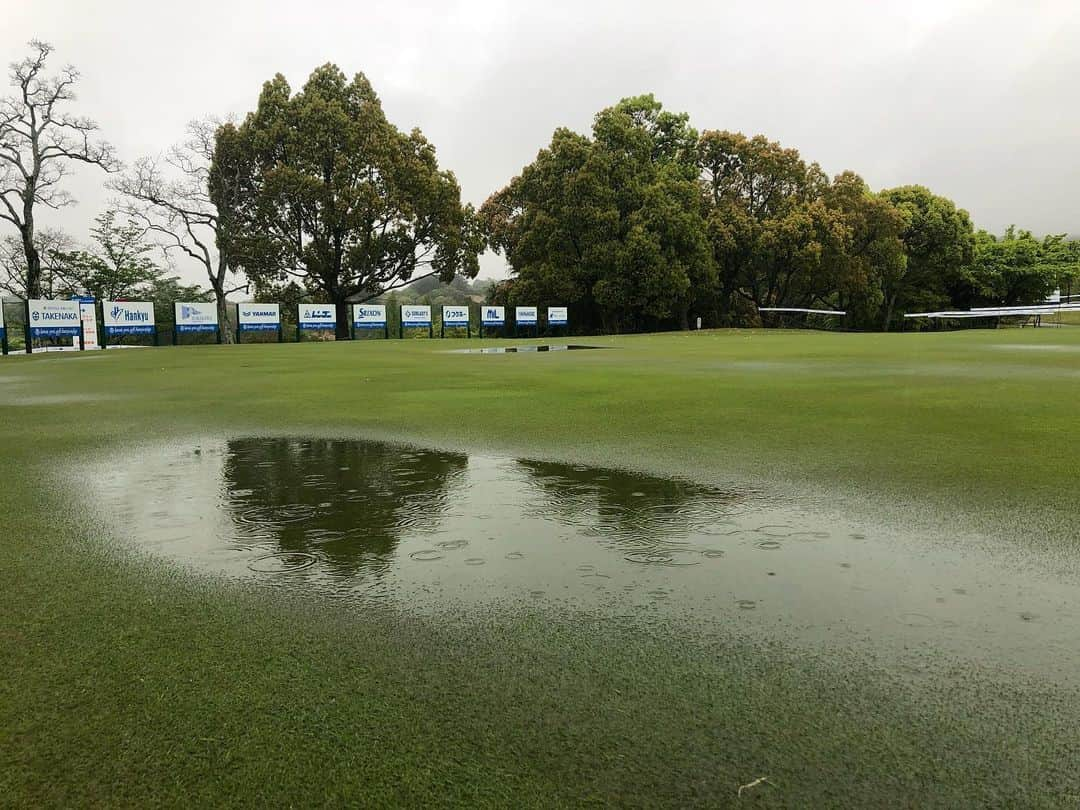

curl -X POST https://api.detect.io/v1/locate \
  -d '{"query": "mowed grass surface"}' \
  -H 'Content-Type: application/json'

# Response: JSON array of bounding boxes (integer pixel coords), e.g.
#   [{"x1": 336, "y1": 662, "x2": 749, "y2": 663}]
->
[{"x1": 3, "y1": 329, "x2": 1080, "y2": 807}]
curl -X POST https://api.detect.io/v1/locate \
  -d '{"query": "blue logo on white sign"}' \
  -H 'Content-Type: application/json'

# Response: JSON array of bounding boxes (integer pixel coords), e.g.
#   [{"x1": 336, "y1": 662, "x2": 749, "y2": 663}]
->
[
  {"x1": 175, "y1": 302, "x2": 218, "y2": 333},
  {"x1": 299, "y1": 304, "x2": 336, "y2": 331},
  {"x1": 103, "y1": 301, "x2": 155, "y2": 336},
  {"x1": 28, "y1": 300, "x2": 82, "y2": 338},
  {"x1": 442, "y1": 306, "x2": 470, "y2": 327},
  {"x1": 401, "y1": 305, "x2": 431, "y2": 328},
  {"x1": 353, "y1": 304, "x2": 387, "y2": 329}
]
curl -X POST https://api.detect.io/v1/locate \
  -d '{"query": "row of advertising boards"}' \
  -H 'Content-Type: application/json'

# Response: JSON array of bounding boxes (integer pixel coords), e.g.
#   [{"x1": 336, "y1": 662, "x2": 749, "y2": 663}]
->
[{"x1": 0, "y1": 301, "x2": 569, "y2": 348}]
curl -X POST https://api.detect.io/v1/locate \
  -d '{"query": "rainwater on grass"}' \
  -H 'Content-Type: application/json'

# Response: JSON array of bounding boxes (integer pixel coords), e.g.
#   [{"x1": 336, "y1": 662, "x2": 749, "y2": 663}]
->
[{"x1": 88, "y1": 437, "x2": 1080, "y2": 680}]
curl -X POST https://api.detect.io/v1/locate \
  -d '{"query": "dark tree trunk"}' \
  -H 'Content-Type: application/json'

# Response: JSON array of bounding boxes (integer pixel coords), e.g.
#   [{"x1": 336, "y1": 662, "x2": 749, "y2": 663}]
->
[
  {"x1": 214, "y1": 290, "x2": 235, "y2": 343},
  {"x1": 882, "y1": 292, "x2": 897, "y2": 332},
  {"x1": 21, "y1": 225, "x2": 41, "y2": 299},
  {"x1": 335, "y1": 299, "x2": 351, "y2": 340}
]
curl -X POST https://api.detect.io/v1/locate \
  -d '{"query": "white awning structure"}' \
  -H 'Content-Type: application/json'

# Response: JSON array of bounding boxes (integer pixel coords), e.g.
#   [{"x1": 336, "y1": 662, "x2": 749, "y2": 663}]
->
[
  {"x1": 758, "y1": 307, "x2": 847, "y2": 315},
  {"x1": 905, "y1": 303, "x2": 1080, "y2": 319}
]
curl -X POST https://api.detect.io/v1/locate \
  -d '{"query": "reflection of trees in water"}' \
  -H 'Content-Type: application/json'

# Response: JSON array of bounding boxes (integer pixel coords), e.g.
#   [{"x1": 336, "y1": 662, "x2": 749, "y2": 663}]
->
[
  {"x1": 221, "y1": 439, "x2": 468, "y2": 576},
  {"x1": 516, "y1": 460, "x2": 742, "y2": 547}
]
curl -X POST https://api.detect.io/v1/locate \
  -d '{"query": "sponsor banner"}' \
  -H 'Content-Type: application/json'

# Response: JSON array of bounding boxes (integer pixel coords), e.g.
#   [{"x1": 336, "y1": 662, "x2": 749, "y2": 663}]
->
[
  {"x1": 401, "y1": 305, "x2": 431, "y2": 328},
  {"x1": 0, "y1": 298, "x2": 5, "y2": 341},
  {"x1": 547, "y1": 306, "x2": 568, "y2": 326},
  {"x1": 29, "y1": 299, "x2": 81, "y2": 338},
  {"x1": 238, "y1": 303, "x2": 281, "y2": 332},
  {"x1": 481, "y1": 306, "x2": 505, "y2": 326},
  {"x1": 353, "y1": 304, "x2": 386, "y2": 329},
  {"x1": 442, "y1": 305, "x2": 470, "y2": 327},
  {"x1": 175, "y1": 301, "x2": 219, "y2": 333},
  {"x1": 515, "y1": 306, "x2": 538, "y2": 325},
  {"x1": 298, "y1": 304, "x2": 336, "y2": 330},
  {"x1": 103, "y1": 301, "x2": 156, "y2": 336}
]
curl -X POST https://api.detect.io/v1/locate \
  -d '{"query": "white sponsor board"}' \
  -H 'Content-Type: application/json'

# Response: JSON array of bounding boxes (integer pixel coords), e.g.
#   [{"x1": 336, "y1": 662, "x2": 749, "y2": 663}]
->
[
  {"x1": 103, "y1": 301, "x2": 155, "y2": 336},
  {"x1": 401, "y1": 305, "x2": 432, "y2": 328},
  {"x1": 442, "y1": 305, "x2": 470, "y2": 328},
  {"x1": 547, "y1": 306, "x2": 568, "y2": 326},
  {"x1": 353, "y1": 304, "x2": 386, "y2": 329},
  {"x1": 238, "y1": 303, "x2": 281, "y2": 332},
  {"x1": 28, "y1": 299, "x2": 81, "y2": 339},
  {"x1": 515, "y1": 306, "x2": 538, "y2": 325},
  {"x1": 481, "y1": 305, "x2": 505, "y2": 326},
  {"x1": 175, "y1": 302, "x2": 219, "y2": 333},
  {"x1": 298, "y1": 304, "x2": 336, "y2": 330}
]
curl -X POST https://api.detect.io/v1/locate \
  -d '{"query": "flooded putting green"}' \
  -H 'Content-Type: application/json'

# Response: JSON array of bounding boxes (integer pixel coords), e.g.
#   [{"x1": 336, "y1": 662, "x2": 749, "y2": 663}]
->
[{"x1": 86, "y1": 438, "x2": 1080, "y2": 679}]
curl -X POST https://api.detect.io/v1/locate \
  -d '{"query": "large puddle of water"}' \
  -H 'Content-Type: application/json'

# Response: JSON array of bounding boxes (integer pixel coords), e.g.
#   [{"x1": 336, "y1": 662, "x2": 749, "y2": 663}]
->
[
  {"x1": 446, "y1": 344, "x2": 607, "y2": 354},
  {"x1": 86, "y1": 438, "x2": 1080, "y2": 680}
]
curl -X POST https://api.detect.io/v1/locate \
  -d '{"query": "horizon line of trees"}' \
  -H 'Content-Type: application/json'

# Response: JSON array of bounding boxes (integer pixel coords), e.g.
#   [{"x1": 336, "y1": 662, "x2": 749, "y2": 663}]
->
[{"x1": 3, "y1": 40, "x2": 1077, "y2": 337}]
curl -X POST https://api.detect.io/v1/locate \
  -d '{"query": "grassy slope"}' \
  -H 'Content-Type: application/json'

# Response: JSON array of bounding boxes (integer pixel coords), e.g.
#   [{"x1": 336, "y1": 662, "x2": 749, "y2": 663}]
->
[{"x1": 2, "y1": 329, "x2": 1080, "y2": 807}]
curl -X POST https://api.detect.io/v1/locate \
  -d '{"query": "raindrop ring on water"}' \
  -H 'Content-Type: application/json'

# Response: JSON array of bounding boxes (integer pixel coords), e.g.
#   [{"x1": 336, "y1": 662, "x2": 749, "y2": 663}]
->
[
  {"x1": 247, "y1": 552, "x2": 318, "y2": 573},
  {"x1": 624, "y1": 550, "x2": 674, "y2": 565},
  {"x1": 409, "y1": 549, "x2": 444, "y2": 562}
]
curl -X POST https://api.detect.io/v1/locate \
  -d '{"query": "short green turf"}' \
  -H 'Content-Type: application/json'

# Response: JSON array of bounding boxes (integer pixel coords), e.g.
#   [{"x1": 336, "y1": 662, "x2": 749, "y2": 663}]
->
[{"x1": 2, "y1": 329, "x2": 1079, "y2": 807}]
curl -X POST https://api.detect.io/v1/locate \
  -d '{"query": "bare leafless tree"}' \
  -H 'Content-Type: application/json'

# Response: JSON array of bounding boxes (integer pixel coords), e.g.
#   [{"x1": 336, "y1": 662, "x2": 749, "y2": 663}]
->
[
  {"x1": 112, "y1": 117, "x2": 245, "y2": 340},
  {"x1": 0, "y1": 40, "x2": 117, "y2": 298}
]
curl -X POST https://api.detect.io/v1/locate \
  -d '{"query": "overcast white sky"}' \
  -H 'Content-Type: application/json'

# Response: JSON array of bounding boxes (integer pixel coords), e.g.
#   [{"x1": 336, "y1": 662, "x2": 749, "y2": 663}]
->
[{"x1": 4, "y1": 0, "x2": 1079, "y2": 286}]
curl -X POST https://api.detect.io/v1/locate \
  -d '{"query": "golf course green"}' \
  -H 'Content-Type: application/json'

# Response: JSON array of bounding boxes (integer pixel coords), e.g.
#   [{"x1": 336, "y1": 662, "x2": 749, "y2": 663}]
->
[{"x1": 3, "y1": 328, "x2": 1080, "y2": 807}]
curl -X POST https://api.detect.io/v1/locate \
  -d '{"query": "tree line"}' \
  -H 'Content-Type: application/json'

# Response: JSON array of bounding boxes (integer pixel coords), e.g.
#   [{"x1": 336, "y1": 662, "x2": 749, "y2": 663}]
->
[{"x1": 2, "y1": 41, "x2": 1077, "y2": 338}]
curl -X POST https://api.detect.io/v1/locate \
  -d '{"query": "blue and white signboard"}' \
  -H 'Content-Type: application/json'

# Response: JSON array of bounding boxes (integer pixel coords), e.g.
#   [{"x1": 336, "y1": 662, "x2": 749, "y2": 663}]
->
[
  {"x1": 353, "y1": 304, "x2": 386, "y2": 330},
  {"x1": 298, "y1": 303, "x2": 336, "y2": 331},
  {"x1": 442, "y1": 305, "x2": 470, "y2": 328},
  {"x1": 0, "y1": 299, "x2": 5, "y2": 342},
  {"x1": 481, "y1": 306, "x2": 505, "y2": 326},
  {"x1": 515, "y1": 306, "x2": 538, "y2": 326},
  {"x1": 103, "y1": 301, "x2": 155, "y2": 336},
  {"x1": 175, "y1": 302, "x2": 219, "y2": 333},
  {"x1": 401, "y1": 305, "x2": 432, "y2": 328},
  {"x1": 29, "y1": 299, "x2": 81, "y2": 338},
  {"x1": 548, "y1": 306, "x2": 568, "y2": 326},
  {"x1": 238, "y1": 303, "x2": 281, "y2": 332}
]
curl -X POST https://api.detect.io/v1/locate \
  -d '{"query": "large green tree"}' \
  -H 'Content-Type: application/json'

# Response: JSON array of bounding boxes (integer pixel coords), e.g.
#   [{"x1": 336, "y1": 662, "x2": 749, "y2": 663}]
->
[
  {"x1": 697, "y1": 131, "x2": 837, "y2": 323},
  {"x1": 877, "y1": 185, "x2": 974, "y2": 328},
  {"x1": 965, "y1": 227, "x2": 1077, "y2": 307},
  {"x1": 223, "y1": 65, "x2": 481, "y2": 338},
  {"x1": 481, "y1": 95, "x2": 715, "y2": 333},
  {"x1": 819, "y1": 172, "x2": 907, "y2": 328}
]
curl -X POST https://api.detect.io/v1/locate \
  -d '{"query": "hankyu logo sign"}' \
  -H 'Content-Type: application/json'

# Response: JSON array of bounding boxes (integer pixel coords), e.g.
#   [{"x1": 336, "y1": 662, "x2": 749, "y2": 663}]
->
[
  {"x1": 353, "y1": 304, "x2": 386, "y2": 328},
  {"x1": 547, "y1": 306, "x2": 568, "y2": 326},
  {"x1": 238, "y1": 303, "x2": 280, "y2": 332},
  {"x1": 298, "y1": 304, "x2": 336, "y2": 330},
  {"x1": 442, "y1": 305, "x2": 470, "y2": 327},
  {"x1": 28, "y1": 299, "x2": 81, "y2": 338},
  {"x1": 175, "y1": 302, "x2": 219, "y2": 333},
  {"x1": 515, "y1": 306, "x2": 538, "y2": 325},
  {"x1": 103, "y1": 301, "x2": 155, "y2": 336},
  {"x1": 401, "y1": 305, "x2": 431, "y2": 327},
  {"x1": 481, "y1": 306, "x2": 505, "y2": 326}
]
